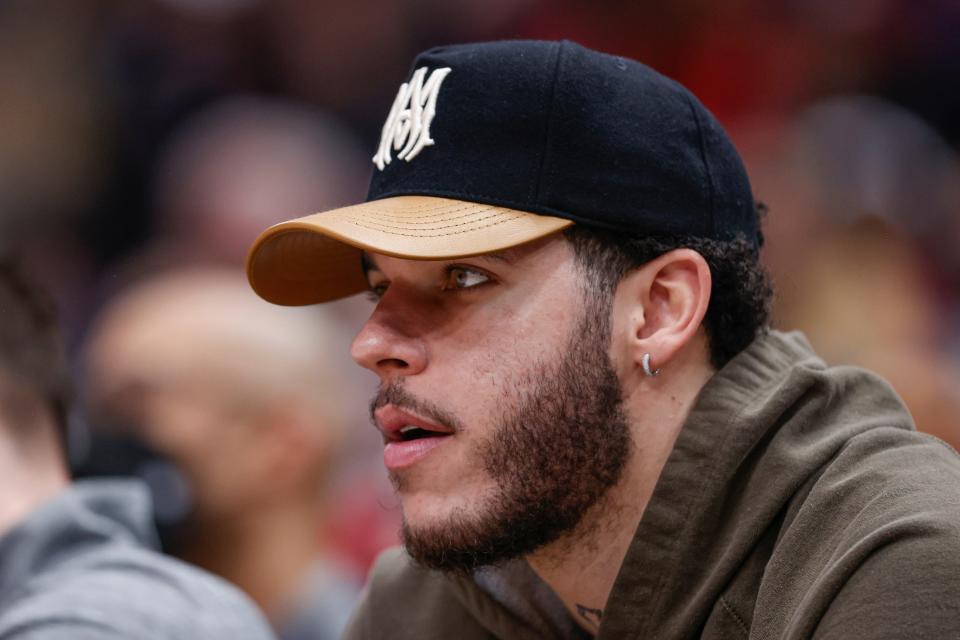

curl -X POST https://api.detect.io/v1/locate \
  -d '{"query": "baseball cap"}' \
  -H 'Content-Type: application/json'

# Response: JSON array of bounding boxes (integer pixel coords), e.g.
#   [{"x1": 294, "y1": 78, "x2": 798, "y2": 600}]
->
[{"x1": 246, "y1": 40, "x2": 757, "y2": 305}]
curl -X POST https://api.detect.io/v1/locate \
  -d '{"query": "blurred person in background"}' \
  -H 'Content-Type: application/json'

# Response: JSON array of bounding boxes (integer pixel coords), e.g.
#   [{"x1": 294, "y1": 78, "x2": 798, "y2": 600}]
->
[
  {"x1": 83, "y1": 267, "x2": 361, "y2": 640},
  {"x1": 0, "y1": 259, "x2": 274, "y2": 639},
  {"x1": 138, "y1": 93, "x2": 399, "y2": 579},
  {"x1": 784, "y1": 218, "x2": 960, "y2": 449},
  {"x1": 81, "y1": 92, "x2": 399, "y2": 585},
  {"x1": 747, "y1": 96, "x2": 960, "y2": 450},
  {"x1": 149, "y1": 96, "x2": 368, "y2": 266}
]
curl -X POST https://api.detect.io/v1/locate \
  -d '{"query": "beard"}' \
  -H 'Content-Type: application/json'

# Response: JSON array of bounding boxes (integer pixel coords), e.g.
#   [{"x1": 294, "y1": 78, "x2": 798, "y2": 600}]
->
[{"x1": 370, "y1": 299, "x2": 633, "y2": 574}]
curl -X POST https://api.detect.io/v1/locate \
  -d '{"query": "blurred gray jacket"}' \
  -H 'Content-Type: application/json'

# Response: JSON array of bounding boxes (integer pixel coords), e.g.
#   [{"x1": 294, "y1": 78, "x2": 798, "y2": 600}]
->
[{"x1": 0, "y1": 479, "x2": 276, "y2": 639}]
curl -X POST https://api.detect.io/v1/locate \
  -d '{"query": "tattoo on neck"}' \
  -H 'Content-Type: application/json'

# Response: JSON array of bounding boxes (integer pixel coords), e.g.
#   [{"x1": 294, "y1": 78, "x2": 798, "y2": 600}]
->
[{"x1": 576, "y1": 603, "x2": 603, "y2": 629}]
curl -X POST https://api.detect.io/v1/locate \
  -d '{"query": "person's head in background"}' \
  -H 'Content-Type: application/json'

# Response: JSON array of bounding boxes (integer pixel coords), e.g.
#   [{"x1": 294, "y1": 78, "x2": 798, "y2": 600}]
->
[
  {"x1": 151, "y1": 96, "x2": 367, "y2": 266},
  {"x1": 0, "y1": 260, "x2": 71, "y2": 536},
  {"x1": 84, "y1": 267, "x2": 360, "y2": 638}
]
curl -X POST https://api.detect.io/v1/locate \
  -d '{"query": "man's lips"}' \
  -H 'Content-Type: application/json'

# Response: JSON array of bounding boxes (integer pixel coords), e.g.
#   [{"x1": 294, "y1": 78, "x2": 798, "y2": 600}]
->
[
  {"x1": 374, "y1": 405, "x2": 455, "y2": 442},
  {"x1": 374, "y1": 405, "x2": 455, "y2": 470}
]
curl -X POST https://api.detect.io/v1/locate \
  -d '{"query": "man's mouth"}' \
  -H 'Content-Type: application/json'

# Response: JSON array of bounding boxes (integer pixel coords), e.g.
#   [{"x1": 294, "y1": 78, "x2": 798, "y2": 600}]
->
[
  {"x1": 375, "y1": 405, "x2": 455, "y2": 470},
  {"x1": 396, "y1": 425, "x2": 444, "y2": 441}
]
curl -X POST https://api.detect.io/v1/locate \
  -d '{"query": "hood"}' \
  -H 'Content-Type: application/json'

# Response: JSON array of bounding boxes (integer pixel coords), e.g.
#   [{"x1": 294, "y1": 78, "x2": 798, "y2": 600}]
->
[{"x1": 597, "y1": 330, "x2": 914, "y2": 638}]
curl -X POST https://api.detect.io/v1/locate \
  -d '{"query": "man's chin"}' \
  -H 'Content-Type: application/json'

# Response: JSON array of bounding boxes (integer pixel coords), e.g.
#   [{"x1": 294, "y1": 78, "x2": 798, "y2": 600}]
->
[
  {"x1": 399, "y1": 500, "x2": 548, "y2": 574},
  {"x1": 401, "y1": 519, "x2": 498, "y2": 574},
  {"x1": 397, "y1": 496, "x2": 476, "y2": 538}
]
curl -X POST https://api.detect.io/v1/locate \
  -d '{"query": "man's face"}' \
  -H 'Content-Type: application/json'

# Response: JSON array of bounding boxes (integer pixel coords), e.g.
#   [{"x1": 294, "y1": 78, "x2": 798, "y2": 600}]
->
[{"x1": 353, "y1": 235, "x2": 632, "y2": 571}]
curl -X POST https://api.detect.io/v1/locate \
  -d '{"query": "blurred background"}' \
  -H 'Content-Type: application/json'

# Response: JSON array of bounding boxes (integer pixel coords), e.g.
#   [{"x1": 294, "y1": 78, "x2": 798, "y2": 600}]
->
[{"x1": 1, "y1": 0, "x2": 959, "y2": 636}]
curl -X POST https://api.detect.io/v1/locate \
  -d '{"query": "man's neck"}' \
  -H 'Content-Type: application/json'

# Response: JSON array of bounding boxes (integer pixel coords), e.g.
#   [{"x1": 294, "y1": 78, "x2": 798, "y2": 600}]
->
[
  {"x1": 526, "y1": 363, "x2": 714, "y2": 635},
  {"x1": 0, "y1": 431, "x2": 69, "y2": 537},
  {"x1": 526, "y1": 461, "x2": 652, "y2": 634}
]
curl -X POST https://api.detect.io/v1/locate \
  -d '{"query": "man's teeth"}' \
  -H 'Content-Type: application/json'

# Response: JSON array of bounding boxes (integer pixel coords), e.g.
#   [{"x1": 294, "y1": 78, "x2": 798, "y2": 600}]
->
[{"x1": 400, "y1": 425, "x2": 418, "y2": 434}]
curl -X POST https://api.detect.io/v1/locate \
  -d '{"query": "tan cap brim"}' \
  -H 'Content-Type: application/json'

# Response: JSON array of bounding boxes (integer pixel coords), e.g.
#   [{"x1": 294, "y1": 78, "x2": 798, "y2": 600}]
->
[{"x1": 246, "y1": 195, "x2": 573, "y2": 305}]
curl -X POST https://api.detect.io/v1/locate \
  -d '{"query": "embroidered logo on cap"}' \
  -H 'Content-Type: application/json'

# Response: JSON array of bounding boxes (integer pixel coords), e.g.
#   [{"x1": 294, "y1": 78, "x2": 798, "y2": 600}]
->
[{"x1": 372, "y1": 66, "x2": 452, "y2": 171}]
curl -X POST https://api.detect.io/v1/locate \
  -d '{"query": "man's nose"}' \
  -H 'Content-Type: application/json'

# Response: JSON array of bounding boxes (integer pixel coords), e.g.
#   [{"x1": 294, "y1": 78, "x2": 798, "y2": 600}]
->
[{"x1": 351, "y1": 300, "x2": 427, "y2": 380}]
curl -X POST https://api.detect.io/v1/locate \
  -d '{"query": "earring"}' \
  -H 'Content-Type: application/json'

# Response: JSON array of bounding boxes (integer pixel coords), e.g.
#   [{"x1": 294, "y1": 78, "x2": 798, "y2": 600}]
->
[{"x1": 642, "y1": 353, "x2": 661, "y2": 377}]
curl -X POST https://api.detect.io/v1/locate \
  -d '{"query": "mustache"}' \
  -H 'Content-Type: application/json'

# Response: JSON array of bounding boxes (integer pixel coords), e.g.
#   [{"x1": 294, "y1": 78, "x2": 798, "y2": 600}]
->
[{"x1": 369, "y1": 381, "x2": 465, "y2": 433}]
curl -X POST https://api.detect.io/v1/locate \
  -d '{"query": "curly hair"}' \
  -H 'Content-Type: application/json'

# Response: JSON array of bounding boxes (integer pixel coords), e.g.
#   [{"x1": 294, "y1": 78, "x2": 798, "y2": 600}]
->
[{"x1": 564, "y1": 210, "x2": 773, "y2": 369}]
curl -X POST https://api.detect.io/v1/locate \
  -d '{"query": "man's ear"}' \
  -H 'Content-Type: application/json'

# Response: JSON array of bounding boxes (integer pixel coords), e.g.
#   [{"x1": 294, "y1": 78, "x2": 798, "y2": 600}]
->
[{"x1": 612, "y1": 248, "x2": 712, "y2": 379}]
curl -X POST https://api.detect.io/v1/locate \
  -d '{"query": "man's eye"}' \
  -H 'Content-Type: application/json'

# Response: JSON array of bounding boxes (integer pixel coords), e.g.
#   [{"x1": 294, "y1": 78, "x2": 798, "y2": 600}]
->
[
  {"x1": 366, "y1": 282, "x2": 388, "y2": 302},
  {"x1": 444, "y1": 266, "x2": 490, "y2": 290}
]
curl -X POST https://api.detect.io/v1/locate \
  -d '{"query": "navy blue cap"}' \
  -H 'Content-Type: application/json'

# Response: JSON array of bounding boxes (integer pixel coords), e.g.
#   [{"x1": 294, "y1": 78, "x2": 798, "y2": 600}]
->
[
  {"x1": 247, "y1": 40, "x2": 759, "y2": 305},
  {"x1": 369, "y1": 40, "x2": 757, "y2": 241}
]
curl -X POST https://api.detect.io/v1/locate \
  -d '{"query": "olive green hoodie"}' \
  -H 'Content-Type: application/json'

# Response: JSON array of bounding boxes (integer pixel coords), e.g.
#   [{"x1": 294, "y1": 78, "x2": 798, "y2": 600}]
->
[{"x1": 346, "y1": 331, "x2": 960, "y2": 639}]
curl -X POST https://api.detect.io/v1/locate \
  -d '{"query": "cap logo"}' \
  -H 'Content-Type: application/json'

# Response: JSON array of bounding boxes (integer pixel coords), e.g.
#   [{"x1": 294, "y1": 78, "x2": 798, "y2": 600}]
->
[{"x1": 372, "y1": 66, "x2": 452, "y2": 171}]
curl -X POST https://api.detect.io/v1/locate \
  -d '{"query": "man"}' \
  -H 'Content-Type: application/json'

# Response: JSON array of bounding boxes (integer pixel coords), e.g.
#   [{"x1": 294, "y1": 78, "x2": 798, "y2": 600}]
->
[
  {"x1": 0, "y1": 260, "x2": 275, "y2": 639},
  {"x1": 246, "y1": 40, "x2": 960, "y2": 638},
  {"x1": 83, "y1": 267, "x2": 361, "y2": 640}
]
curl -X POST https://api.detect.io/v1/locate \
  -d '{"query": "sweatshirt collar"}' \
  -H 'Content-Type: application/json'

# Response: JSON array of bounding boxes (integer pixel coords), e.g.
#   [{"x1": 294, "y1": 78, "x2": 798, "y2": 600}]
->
[{"x1": 598, "y1": 330, "x2": 824, "y2": 638}]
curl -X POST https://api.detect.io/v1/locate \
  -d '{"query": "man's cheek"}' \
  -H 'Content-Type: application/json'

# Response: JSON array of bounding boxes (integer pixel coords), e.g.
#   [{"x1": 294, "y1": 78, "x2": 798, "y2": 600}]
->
[{"x1": 461, "y1": 341, "x2": 546, "y2": 392}]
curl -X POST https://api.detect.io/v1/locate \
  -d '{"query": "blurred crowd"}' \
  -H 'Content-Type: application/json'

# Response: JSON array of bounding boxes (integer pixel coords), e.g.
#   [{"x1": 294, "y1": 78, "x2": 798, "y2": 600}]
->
[{"x1": 1, "y1": 0, "x2": 959, "y2": 636}]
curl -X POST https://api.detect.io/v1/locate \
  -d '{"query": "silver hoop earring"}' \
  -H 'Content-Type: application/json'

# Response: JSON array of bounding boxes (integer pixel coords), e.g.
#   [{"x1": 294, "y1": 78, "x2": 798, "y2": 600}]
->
[{"x1": 642, "y1": 353, "x2": 661, "y2": 378}]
